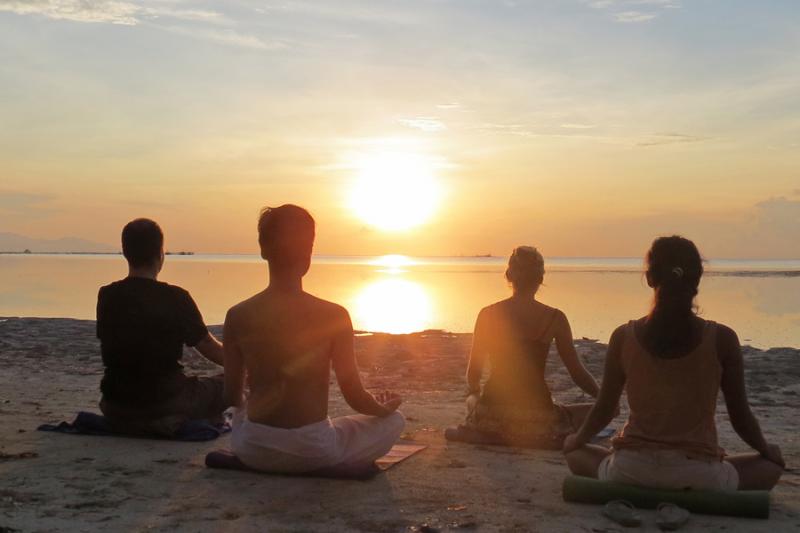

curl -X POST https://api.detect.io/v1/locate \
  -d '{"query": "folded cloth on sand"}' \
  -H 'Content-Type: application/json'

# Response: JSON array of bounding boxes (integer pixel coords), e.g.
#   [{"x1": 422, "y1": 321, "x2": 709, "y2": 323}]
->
[
  {"x1": 230, "y1": 407, "x2": 405, "y2": 473},
  {"x1": 37, "y1": 411, "x2": 230, "y2": 442}
]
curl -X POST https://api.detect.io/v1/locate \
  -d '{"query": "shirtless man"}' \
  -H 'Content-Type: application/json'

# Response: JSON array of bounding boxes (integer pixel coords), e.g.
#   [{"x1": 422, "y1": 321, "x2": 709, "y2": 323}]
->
[{"x1": 223, "y1": 204, "x2": 404, "y2": 473}]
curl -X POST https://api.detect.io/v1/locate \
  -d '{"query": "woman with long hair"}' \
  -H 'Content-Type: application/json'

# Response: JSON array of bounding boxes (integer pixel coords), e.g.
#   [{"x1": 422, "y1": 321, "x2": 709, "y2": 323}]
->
[
  {"x1": 446, "y1": 246, "x2": 600, "y2": 448},
  {"x1": 563, "y1": 236, "x2": 784, "y2": 490}
]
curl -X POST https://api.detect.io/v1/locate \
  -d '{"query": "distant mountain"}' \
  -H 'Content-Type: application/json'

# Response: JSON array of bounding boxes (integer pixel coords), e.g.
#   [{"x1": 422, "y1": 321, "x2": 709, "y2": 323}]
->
[{"x1": 0, "y1": 232, "x2": 117, "y2": 253}]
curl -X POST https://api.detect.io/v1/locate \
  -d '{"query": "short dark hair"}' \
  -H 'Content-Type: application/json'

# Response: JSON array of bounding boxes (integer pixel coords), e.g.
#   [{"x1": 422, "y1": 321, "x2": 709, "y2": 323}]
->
[
  {"x1": 257, "y1": 205, "x2": 315, "y2": 268},
  {"x1": 121, "y1": 218, "x2": 164, "y2": 268}
]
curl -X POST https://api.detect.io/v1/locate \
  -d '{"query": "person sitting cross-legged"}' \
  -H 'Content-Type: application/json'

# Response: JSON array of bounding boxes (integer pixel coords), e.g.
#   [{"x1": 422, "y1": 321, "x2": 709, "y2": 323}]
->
[
  {"x1": 446, "y1": 246, "x2": 600, "y2": 449},
  {"x1": 97, "y1": 218, "x2": 225, "y2": 436},
  {"x1": 223, "y1": 204, "x2": 405, "y2": 474},
  {"x1": 563, "y1": 236, "x2": 784, "y2": 491}
]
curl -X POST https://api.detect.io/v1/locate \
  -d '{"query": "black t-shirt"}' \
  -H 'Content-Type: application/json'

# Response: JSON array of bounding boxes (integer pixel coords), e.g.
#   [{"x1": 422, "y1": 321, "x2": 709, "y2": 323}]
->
[{"x1": 96, "y1": 277, "x2": 208, "y2": 406}]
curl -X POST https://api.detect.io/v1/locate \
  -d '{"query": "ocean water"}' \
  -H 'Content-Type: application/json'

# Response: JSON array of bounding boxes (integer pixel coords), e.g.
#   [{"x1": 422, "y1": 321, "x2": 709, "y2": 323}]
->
[{"x1": 1, "y1": 254, "x2": 799, "y2": 348}]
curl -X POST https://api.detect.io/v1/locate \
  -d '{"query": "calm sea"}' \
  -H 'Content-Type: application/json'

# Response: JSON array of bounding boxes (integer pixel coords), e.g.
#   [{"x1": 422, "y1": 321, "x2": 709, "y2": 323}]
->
[{"x1": 1, "y1": 254, "x2": 799, "y2": 348}]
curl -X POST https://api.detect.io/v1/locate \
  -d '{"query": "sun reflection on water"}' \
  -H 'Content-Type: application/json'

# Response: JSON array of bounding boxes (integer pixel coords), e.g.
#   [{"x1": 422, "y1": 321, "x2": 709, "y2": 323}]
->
[{"x1": 351, "y1": 277, "x2": 433, "y2": 334}]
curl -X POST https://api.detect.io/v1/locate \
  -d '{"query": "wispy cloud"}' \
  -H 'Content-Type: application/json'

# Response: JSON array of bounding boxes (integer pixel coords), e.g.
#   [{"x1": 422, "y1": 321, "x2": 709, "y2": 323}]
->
[
  {"x1": 398, "y1": 117, "x2": 446, "y2": 132},
  {"x1": 0, "y1": 190, "x2": 57, "y2": 216},
  {"x1": 587, "y1": 0, "x2": 680, "y2": 23},
  {"x1": 0, "y1": 0, "x2": 141, "y2": 25},
  {"x1": 560, "y1": 123, "x2": 597, "y2": 129},
  {"x1": 0, "y1": 1, "x2": 278, "y2": 50},
  {"x1": 160, "y1": 25, "x2": 286, "y2": 51},
  {"x1": 0, "y1": 0, "x2": 227, "y2": 26},
  {"x1": 614, "y1": 11, "x2": 656, "y2": 23},
  {"x1": 636, "y1": 133, "x2": 709, "y2": 147}
]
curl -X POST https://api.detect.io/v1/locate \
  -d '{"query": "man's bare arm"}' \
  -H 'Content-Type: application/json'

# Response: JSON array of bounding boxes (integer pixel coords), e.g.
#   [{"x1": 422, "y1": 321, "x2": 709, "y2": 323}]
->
[
  {"x1": 194, "y1": 332, "x2": 224, "y2": 366},
  {"x1": 554, "y1": 310, "x2": 600, "y2": 398},
  {"x1": 223, "y1": 310, "x2": 245, "y2": 408},
  {"x1": 332, "y1": 308, "x2": 401, "y2": 417}
]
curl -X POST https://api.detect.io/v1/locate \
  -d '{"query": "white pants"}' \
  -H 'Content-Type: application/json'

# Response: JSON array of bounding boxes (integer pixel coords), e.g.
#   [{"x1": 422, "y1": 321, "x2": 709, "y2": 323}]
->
[
  {"x1": 231, "y1": 408, "x2": 405, "y2": 474},
  {"x1": 599, "y1": 448, "x2": 739, "y2": 491}
]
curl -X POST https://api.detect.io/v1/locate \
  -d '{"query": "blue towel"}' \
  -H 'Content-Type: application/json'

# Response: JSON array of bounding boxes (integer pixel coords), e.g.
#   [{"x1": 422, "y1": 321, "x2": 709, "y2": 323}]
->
[
  {"x1": 38, "y1": 411, "x2": 230, "y2": 442},
  {"x1": 591, "y1": 426, "x2": 616, "y2": 443}
]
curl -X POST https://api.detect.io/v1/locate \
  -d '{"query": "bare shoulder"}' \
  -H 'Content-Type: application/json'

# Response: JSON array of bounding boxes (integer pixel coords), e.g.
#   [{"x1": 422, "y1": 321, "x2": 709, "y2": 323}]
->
[
  {"x1": 546, "y1": 305, "x2": 567, "y2": 322},
  {"x1": 609, "y1": 323, "x2": 629, "y2": 346},
  {"x1": 713, "y1": 322, "x2": 741, "y2": 359},
  {"x1": 713, "y1": 321, "x2": 739, "y2": 342},
  {"x1": 225, "y1": 292, "x2": 264, "y2": 323},
  {"x1": 482, "y1": 300, "x2": 504, "y2": 314},
  {"x1": 305, "y1": 294, "x2": 351, "y2": 325}
]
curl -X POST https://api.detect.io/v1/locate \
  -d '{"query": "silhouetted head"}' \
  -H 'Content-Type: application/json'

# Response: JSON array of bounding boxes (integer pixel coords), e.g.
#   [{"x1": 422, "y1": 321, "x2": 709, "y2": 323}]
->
[
  {"x1": 121, "y1": 218, "x2": 164, "y2": 269},
  {"x1": 258, "y1": 204, "x2": 315, "y2": 276},
  {"x1": 505, "y1": 246, "x2": 545, "y2": 294},
  {"x1": 644, "y1": 235, "x2": 704, "y2": 356}
]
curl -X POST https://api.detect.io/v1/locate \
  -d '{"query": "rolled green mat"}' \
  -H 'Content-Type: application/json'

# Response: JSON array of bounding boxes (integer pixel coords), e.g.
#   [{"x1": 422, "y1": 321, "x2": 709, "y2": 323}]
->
[{"x1": 562, "y1": 476, "x2": 770, "y2": 519}]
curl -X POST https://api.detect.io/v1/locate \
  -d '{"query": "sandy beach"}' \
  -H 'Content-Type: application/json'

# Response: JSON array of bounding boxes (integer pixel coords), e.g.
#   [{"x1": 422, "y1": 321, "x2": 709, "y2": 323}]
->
[{"x1": 0, "y1": 317, "x2": 798, "y2": 532}]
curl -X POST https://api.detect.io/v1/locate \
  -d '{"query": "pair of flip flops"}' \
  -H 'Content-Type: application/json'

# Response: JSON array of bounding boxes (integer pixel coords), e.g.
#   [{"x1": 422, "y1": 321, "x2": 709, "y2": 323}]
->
[{"x1": 602, "y1": 500, "x2": 690, "y2": 530}]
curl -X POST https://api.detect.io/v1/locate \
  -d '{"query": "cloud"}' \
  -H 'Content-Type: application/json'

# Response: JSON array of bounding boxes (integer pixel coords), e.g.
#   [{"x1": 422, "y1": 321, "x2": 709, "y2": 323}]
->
[
  {"x1": 589, "y1": 0, "x2": 680, "y2": 8},
  {"x1": 560, "y1": 123, "x2": 597, "y2": 129},
  {"x1": 636, "y1": 133, "x2": 709, "y2": 147},
  {"x1": 755, "y1": 197, "x2": 800, "y2": 227},
  {"x1": 0, "y1": 0, "x2": 228, "y2": 25},
  {"x1": 0, "y1": 190, "x2": 57, "y2": 217},
  {"x1": 587, "y1": 0, "x2": 679, "y2": 23},
  {"x1": 0, "y1": 0, "x2": 141, "y2": 25},
  {"x1": 398, "y1": 117, "x2": 446, "y2": 132},
  {"x1": 160, "y1": 25, "x2": 285, "y2": 51},
  {"x1": 475, "y1": 123, "x2": 536, "y2": 137},
  {"x1": 0, "y1": 1, "x2": 279, "y2": 50},
  {"x1": 614, "y1": 11, "x2": 657, "y2": 23}
]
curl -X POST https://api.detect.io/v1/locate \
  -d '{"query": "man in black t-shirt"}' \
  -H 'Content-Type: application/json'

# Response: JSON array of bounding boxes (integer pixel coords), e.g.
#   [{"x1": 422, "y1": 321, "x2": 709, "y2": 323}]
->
[{"x1": 97, "y1": 218, "x2": 225, "y2": 436}]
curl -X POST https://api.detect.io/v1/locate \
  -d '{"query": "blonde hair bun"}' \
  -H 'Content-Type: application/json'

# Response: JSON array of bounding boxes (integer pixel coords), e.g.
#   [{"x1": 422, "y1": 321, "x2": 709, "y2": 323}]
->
[{"x1": 506, "y1": 246, "x2": 545, "y2": 291}]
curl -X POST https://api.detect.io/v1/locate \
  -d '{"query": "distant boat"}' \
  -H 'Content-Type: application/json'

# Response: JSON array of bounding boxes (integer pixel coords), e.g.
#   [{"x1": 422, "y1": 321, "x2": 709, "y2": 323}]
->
[{"x1": 165, "y1": 251, "x2": 195, "y2": 256}]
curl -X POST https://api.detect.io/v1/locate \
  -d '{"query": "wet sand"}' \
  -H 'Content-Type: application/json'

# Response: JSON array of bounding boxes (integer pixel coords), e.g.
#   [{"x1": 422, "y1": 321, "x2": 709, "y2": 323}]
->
[{"x1": 0, "y1": 317, "x2": 798, "y2": 532}]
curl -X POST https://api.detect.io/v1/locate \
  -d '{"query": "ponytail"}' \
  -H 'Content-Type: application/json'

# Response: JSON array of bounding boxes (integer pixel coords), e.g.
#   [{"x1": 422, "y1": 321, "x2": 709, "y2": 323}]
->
[{"x1": 643, "y1": 236, "x2": 703, "y2": 356}]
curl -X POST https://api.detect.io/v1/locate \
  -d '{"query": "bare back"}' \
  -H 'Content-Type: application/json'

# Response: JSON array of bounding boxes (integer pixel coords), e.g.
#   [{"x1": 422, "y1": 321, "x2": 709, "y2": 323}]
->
[{"x1": 225, "y1": 289, "x2": 348, "y2": 428}]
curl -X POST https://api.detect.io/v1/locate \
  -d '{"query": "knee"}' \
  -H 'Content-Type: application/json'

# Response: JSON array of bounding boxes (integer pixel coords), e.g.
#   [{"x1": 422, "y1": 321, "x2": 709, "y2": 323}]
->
[
  {"x1": 763, "y1": 460, "x2": 784, "y2": 490},
  {"x1": 564, "y1": 449, "x2": 582, "y2": 474},
  {"x1": 564, "y1": 447, "x2": 602, "y2": 478},
  {"x1": 387, "y1": 410, "x2": 406, "y2": 436}
]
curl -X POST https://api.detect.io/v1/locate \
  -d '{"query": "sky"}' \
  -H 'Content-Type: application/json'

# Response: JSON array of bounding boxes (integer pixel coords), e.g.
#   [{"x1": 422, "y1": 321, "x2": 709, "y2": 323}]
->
[{"x1": 0, "y1": 0, "x2": 798, "y2": 258}]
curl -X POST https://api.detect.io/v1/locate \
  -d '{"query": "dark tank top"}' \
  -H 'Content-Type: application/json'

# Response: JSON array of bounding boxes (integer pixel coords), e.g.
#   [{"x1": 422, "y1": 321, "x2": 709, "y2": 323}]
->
[{"x1": 481, "y1": 306, "x2": 558, "y2": 412}]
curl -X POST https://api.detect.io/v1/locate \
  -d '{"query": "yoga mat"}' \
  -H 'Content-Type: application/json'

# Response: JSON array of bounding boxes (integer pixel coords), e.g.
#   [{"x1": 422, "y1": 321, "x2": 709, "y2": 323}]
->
[
  {"x1": 562, "y1": 475, "x2": 770, "y2": 519},
  {"x1": 206, "y1": 442, "x2": 426, "y2": 480},
  {"x1": 376, "y1": 443, "x2": 427, "y2": 470}
]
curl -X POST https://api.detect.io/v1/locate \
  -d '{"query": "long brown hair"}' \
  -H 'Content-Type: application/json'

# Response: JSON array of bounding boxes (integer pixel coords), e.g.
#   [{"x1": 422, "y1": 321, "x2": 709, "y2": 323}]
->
[{"x1": 643, "y1": 236, "x2": 704, "y2": 356}]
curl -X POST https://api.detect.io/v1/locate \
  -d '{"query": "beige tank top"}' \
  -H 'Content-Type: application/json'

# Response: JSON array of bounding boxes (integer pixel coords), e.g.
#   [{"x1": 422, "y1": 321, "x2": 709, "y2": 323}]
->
[{"x1": 612, "y1": 320, "x2": 724, "y2": 460}]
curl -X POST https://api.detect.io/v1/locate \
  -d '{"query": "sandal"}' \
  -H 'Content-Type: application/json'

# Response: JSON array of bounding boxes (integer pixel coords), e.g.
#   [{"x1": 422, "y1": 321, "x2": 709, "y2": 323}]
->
[
  {"x1": 602, "y1": 500, "x2": 642, "y2": 527},
  {"x1": 656, "y1": 502, "x2": 690, "y2": 531}
]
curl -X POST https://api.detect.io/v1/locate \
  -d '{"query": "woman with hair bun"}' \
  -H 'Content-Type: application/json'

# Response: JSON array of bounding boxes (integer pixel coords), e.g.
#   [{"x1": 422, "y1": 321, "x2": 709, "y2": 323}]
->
[
  {"x1": 563, "y1": 236, "x2": 784, "y2": 491},
  {"x1": 445, "y1": 246, "x2": 600, "y2": 448}
]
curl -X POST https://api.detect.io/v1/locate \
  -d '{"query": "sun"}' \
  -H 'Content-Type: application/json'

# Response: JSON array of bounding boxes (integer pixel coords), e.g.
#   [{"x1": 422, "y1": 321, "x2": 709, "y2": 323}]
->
[{"x1": 348, "y1": 152, "x2": 442, "y2": 231}]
